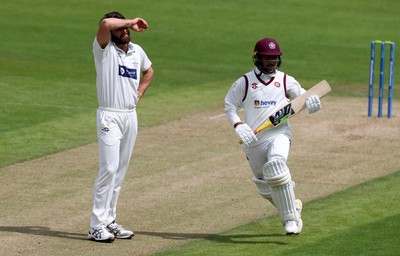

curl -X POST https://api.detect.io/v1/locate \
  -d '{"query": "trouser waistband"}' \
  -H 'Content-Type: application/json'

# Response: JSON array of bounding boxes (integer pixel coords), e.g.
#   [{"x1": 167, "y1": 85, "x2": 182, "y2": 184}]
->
[{"x1": 99, "y1": 107, "x2": 136, "y2": 113}]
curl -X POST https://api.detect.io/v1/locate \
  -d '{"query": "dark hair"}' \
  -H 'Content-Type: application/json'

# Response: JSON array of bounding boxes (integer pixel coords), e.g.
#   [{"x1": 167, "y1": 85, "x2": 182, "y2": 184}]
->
[{"x1": 100, "y1": 11, "x2": 125, "y2": 23}]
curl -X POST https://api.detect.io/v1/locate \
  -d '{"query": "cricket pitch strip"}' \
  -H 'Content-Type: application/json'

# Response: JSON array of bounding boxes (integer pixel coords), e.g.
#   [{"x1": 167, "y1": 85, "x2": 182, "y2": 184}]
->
[{"x1": 0, "y1": 97, "x2": 399, "y2": 256}]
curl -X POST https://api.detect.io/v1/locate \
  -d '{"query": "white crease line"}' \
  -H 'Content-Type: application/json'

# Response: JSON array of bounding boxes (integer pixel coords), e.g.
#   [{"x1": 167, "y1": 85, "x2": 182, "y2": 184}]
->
[
  {"x1": 4, "y1": 102, "x2": 94, "y2": 110},
  {"x1": 209, "y1": 113, "x2": 226, "y2": 120},
  {"x1": 209, "y1": 109, "x2": 243, "y2": 120}
]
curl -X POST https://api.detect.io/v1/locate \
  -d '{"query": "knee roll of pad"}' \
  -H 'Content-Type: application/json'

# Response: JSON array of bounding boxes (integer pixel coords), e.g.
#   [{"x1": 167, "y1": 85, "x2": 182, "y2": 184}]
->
[{"x1": 263, "y1": 159, "x2": 291, "y2": 187}]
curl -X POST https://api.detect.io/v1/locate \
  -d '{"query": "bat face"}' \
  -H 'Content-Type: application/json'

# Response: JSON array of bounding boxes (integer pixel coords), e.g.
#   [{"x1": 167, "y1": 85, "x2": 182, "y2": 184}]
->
[{"x1": 269, "y1": 103, "x2": 294, "y2": 126}]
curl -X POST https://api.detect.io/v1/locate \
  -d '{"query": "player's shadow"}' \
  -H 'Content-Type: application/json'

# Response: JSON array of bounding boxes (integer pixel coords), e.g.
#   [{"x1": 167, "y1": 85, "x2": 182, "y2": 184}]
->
[
  {"x1": 136, "y1": 231, "x2": 287, "y2": 245},
  {"x1": 0, "y1": 226, "x2": 286, "y2": 244},
  {"x1": 0, "y1": 226, "x2": 87, "y2": 241}
]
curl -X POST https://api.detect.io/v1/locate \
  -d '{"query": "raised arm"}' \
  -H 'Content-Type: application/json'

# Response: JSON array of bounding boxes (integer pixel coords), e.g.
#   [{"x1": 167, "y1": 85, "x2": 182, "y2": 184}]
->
[{"x1": 96, "y1": 17, "x2": 149, "y2": 48}]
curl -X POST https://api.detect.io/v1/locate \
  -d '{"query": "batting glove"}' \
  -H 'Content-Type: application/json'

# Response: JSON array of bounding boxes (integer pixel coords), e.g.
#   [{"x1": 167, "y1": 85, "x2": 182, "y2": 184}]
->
[
  {"x1": 235, "y1": 123, "x2": 258, "y2": 146},
  {"x1": 305, "y1": 95, "x2": 321, "y2": 114}
]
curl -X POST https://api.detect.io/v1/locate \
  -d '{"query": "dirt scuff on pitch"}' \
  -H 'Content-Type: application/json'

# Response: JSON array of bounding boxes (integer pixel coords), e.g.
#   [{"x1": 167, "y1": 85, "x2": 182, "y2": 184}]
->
[{"x1": 0, "y1": 97, "x2": 399, "y2": 256}]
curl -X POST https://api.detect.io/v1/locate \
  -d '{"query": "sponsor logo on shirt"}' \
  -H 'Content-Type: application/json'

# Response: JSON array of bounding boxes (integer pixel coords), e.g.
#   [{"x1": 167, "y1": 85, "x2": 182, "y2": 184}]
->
[
  {"x1": 254, "y1": 100, "x2": 276, "y2": 108},
  {"x1": 119, "y1": 65, "x2": 137, "y2": 79}
]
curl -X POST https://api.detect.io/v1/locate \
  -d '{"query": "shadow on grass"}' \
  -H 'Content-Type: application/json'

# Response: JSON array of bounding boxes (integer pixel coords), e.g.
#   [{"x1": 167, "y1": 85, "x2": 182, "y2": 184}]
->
[
  {"x1": 136, "y1": 231, "x2": 287, "y2": 245},
  {"x1": 0, "y1": 226, "x2": 286, "y2": 245},
  {"x1": 0, "y1": 226, "x2": 87, "y2": 241}
]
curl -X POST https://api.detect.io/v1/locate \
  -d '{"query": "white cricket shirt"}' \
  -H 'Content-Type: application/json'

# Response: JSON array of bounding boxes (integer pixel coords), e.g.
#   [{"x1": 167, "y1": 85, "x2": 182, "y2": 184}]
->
[
  {"x1": 225, "y1": 68, "x2": 305, "y2": 143},
  {"x1": 93, "y1": 38, "x2": 152, "y2": 110}
]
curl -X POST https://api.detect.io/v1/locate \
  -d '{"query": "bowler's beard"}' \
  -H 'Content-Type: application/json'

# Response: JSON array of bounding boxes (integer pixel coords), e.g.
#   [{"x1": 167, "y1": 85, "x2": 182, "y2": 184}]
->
[{"x1": 111, "y1": 31, "x2": 131, "y2": 44}]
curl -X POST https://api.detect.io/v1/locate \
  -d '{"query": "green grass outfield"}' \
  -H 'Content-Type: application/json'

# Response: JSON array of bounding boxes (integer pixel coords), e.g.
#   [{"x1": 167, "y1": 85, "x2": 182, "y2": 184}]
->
[
  {"x1": 1, "y1": 0, "x2": 399, "y2": 166},
  {"x1": 154, "y1": 171, "x2": 400, "y2": 256},
  {"x1": 1, "y1": 0, "x2": 400, "y2": 255}
]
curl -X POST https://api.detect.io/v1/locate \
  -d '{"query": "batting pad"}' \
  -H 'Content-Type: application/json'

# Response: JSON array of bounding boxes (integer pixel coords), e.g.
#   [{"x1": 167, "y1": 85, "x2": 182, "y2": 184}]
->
[
  {"x1": 252, "y1": 177, "x2": 274, "y2": 205},
  {"x1": 263, "y1": 159, "x2": 298, "y2": 223}
]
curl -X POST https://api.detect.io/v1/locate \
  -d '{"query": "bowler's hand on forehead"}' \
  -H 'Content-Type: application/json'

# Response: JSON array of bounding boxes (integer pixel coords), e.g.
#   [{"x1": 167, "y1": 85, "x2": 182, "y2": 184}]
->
[{"x1": 131, "y1": 18, "x2": 148, "y2": 32}]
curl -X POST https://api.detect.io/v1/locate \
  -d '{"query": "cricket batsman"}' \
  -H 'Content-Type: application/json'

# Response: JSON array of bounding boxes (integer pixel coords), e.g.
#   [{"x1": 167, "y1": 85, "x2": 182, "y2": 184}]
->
[{"x1": 224, "y1": 38, "x2": 321, "y2": 235}]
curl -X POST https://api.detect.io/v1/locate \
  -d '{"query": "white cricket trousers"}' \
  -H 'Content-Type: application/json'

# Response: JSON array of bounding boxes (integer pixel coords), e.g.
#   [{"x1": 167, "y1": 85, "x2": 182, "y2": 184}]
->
[
  {"x1": 243, "y1": 133, "x2": 291, "y2": 179},
  {"x1": 90, "y1": 108, "x2": 138, "y2": 228}
]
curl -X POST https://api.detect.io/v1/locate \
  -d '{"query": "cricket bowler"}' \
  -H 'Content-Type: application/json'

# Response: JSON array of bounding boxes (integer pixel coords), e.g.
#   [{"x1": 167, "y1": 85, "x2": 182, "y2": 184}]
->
[{"x1": 88, "y1": 12, "x2": 154, "y2": 242}]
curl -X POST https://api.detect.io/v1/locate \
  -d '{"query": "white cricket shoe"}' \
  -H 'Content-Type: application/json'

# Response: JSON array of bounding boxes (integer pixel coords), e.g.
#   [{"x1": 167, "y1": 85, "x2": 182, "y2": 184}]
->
[
  {"x1": 107, "y1": 221, "x2": 134, "y2": 239},
  {"x1": 88, "y1": 226, "x2": 115, "y2": 242},
  {"x1": 295, "y1": 199, "x2": 303, "y2": 234},
  {"x1": 295, "y1": 199, "x2": 303, "y2": 216},
  {"x1": 285, "y1": 219, "x2": 303, "y2": 235},
  {"x1": 285, "y1": 221, "x2": 298, "y2": 234}
]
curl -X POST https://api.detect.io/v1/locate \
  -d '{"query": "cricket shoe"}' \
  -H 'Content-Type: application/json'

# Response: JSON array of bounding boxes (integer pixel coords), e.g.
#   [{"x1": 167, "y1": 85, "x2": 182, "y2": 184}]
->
[
  {"x1": 88, "y1": 226, "x2": 115, "y2": 243},
  {"x1": 107, "y1": 221, "x2": 134, "y2": 239},
  {"x1": 295, "y1": 199, "x2": 303, "y2": 234},
  {"x1": 295, "y1": 199, "x2": 303, "y2": 216},
  {"x1": 285, "y1": 218, "x2": 303, "y2": 235}
]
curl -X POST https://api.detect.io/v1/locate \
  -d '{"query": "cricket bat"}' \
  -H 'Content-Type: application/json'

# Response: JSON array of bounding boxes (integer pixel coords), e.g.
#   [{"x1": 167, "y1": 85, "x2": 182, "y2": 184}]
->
[{"x1": 239, "y1": 80, "x2": 331, "y2": 143}]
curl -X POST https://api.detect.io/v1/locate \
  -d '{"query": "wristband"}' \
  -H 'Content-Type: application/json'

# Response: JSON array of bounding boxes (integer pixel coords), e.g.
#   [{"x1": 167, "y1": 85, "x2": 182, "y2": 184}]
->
[{"x1": 233, "y1": 122, "x2": 243, "y2": 128}]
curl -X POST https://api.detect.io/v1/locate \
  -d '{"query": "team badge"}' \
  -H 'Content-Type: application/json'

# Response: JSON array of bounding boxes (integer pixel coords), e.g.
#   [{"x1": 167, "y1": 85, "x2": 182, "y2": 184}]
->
[
  {"x1": 269, "y1": 42, "x2": 276, "y2": 49},
  {"x1": 274, "y1": 82, "x2": 281, "y2": 88},
  {"x1": 252, "y1": 83, "x2": 258, "y2": 89}
]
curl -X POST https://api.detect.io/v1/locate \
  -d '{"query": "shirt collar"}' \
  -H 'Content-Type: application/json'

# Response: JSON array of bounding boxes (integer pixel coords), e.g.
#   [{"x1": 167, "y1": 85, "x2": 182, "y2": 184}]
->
[
  {"x1": 113, "y1": 42, "x2": 135, "y2": 54},
  {"x1": 254, "y1": 67, "x2": 276, "y2": 80}
]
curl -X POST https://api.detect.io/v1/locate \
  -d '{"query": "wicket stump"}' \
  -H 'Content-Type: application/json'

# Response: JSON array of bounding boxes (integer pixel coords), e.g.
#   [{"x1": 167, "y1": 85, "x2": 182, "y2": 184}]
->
[{"x1": 368, "y1": 40, "x2": 395, "y2": 118}]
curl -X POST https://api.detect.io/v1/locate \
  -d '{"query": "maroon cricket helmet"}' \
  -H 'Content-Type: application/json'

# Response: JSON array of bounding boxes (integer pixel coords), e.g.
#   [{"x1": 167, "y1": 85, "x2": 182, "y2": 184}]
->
[
  {"x1": 253, "y1": 38, "x2": 282, "y2": 56},
  {"x1": 252, "y1": 38, "x2": 282, "y2": 74}
]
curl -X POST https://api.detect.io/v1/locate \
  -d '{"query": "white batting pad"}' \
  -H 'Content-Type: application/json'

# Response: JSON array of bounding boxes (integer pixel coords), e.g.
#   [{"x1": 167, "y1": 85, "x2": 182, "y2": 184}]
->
[
  {"x1": 252, "y1": 177, "x2": 274, "y2": 205},
  {"x1": 263, "y1": 159, "x2": 298, "y2": 223}
]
